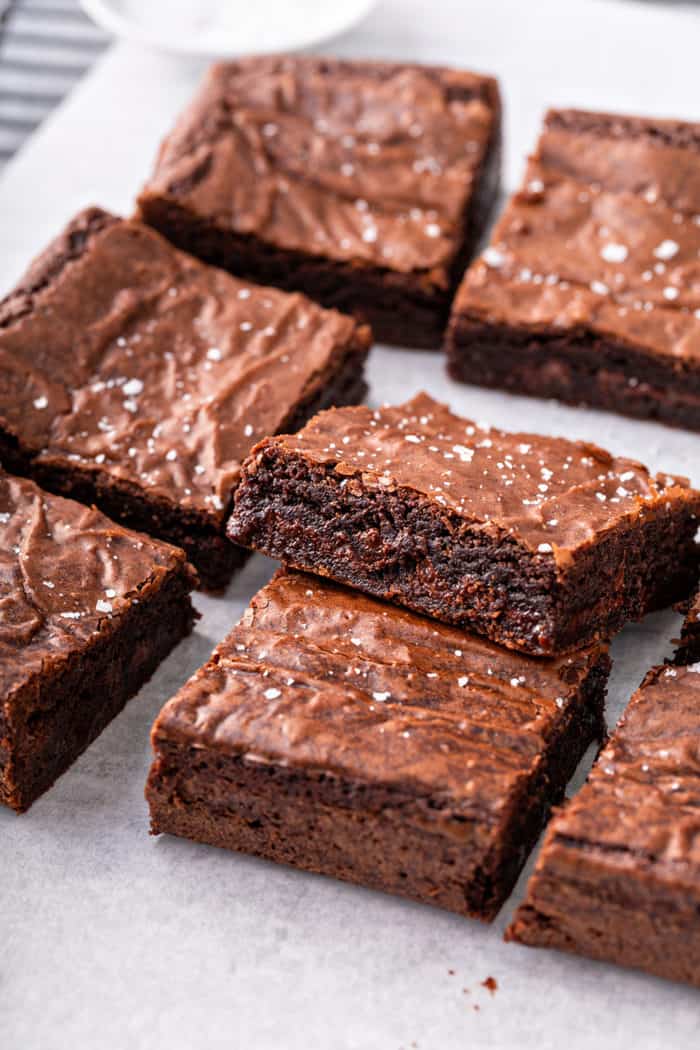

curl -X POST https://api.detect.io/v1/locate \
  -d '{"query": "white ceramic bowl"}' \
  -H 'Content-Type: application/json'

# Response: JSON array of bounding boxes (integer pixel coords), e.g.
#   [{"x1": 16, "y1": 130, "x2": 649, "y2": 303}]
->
[{"x1": 80, "y1": 0, "x2": 377, "y2": 57}]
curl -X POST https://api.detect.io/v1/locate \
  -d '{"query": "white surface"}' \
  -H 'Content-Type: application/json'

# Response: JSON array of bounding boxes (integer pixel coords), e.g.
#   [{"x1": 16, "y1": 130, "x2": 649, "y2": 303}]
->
[
  {"x1": 80, "y1": 0, "x2": 377, "y2": 57},
  {"x1": 2, "y1": 2, "x2": 700, "y2": 1047}
]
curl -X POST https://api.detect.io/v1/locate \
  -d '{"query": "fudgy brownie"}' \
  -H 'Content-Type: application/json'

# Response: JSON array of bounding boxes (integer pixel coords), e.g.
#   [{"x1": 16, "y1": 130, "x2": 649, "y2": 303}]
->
[
  {"x1": 507, "y1": 661, "x2": 700, "y2": 986},
  {"x1": 0, "y1": 467, "x2": 196, "y2": 813},
  {"x1": 147, "y1": 570, "x2": 610, "y2": 920},
  {"x1": 227, "y1": 393, "x2": 700, "y2": 656},
  {"x1": 0, "y1": 207, "x2": 370, "y2": 589},
  {"x1": 137, "y1": 56, "x2": 502, "y2": 348},
  {"x1": 446, "y1": 108, "x2": 700, "y2": 429},
  {"x1": 677, "y1": 585, "x2": 700, "y2": 664}
]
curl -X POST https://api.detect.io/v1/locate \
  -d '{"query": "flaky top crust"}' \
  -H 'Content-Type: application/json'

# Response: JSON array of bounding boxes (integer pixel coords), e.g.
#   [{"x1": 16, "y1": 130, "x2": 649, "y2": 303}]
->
[
  {"x1": 0, "y1": 208, "x2": 368, "y2": 523},
  {"x1": 151, "y1": 570, "x2": 607, "y2": 820},
  {"x1": 545, "y1": 663, "x2": 700, "y2": 877},
  {"x1": 139, "y1": 56, "x2": 500, "y2": 280},
  {"x1": 243, "y1": 392, "x2": 698, "y2": 560},
  {"x1": 0, "y1": 469, "x2": 192, "y2": 703},
  {"x1": 454, "y1": 107, "x2": 700, "y2": 364}
]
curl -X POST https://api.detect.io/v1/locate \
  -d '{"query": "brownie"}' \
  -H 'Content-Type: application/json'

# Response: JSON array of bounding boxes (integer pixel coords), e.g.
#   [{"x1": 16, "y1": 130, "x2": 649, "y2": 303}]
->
[
  {"x1": 146, "y1": 569, "x2": 610, "y2": 920},
  {"x1": 227, "y1": 392, "x2": 700, "y2": 656},
  {"x1": 0, "y1": 207, "x2": 370, "y2": 589},
  {"x1": 446, "y1": 108, "x2": 700, "y2": 429},
  {"x1": 137, "y1": 56, "x2": 502, "y2": 349},
  {"x1": 507, "y1": 661, "x2": 700, "y2": 986},
  {"x1": 0, "y1": 467, "x2": 196, "y2": 813},
  {"x1": 677, "y1": 585, "x2": 700, "y2": 664}
]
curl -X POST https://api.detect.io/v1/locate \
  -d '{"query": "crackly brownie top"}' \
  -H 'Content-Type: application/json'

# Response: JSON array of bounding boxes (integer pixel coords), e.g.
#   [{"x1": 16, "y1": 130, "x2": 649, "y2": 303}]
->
[
  {"x1": 249, "y1": 392, "x2": 698, "y2": 561},
  {"x1": 545, "y1": 663, "x2": 700, "y2": 873},
  {"x1": 0, "y1": 208, "x2": 365, "y2": 522},
  {"x1": 152, "y1": 570, "x2": 606, "y2": 817},
  {"x1": 140, "y1": 56, "x2": 499, "y2": 277},
  {"x1": 455, "y1": 108, "x2": 700, "y2": 362},
  {"x1": 0, "y1": 469, "x2": 190, "y2": 701}
]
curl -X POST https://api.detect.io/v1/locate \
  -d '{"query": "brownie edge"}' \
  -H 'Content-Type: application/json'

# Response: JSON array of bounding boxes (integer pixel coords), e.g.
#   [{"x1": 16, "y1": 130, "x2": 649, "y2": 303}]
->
[
  {"x1": 227, "y1": 394, "x2": 700, "y2": 656},
  {"x1": 0, "y1": 469, "x2": 197, "y2": 812},
  {"x1": 146, "y1": 570, "x2": 610, "y2": 920},
  {"x1": 506, "y1": 663, "x2": 700, "y2": 988},
  {"x1": 676, "y1": 585, "x2": 700, "y2": 665},
  {"x1": 0, "y1": 207, "x2": 371, "y2": 591},
  {"x1": 446, "y1": 106, "x2": 700, "y2": 430},
  {"x1": 137, "y1": 56, "x2": 502, "y2": 348}
]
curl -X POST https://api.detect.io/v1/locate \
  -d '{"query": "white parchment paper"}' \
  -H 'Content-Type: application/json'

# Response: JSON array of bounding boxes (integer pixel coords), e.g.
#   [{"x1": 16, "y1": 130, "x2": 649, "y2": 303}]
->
[{"x1": 2, "y1": 3, "x2": 700, "y2": 1046}]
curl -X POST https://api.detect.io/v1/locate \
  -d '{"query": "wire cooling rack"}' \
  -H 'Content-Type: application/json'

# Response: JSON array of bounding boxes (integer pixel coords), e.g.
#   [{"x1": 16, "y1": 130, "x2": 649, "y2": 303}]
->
[{"x1": 0, "y1": 0, "x2": 108, "y2": 167}]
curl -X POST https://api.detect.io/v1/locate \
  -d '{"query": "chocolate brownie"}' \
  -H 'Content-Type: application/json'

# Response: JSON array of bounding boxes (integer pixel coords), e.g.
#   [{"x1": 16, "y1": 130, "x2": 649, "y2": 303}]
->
[
  {"x1": 0, "y1": 207, "x2": 370, "y2": 589},
  {"x1": 137, "y1": 56, "x2": 501, "y2": 348},
  {"x1": 507, "y1": 662, "x2": 700, "y2": 986},
  {"x1": 677, "y1": 585, "x2": 700, "y2": 664},
  {"x1": 0, "y1": 467, "x2": 195, "y2": 813},
  {"x1": 446, "y1": 108, "x2": 700, "y2": 429},
  {"x1": 146, "y1": 570, "x2": 610, "y2": 920},
  {"x1": 227, "y1": 393, "x2": 700, "y2": 656}
]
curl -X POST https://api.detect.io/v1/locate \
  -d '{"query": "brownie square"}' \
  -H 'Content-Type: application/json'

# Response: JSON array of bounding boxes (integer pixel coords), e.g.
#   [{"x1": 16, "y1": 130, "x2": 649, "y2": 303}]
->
[
  {"x1": 507, "y1": 662, "x2": 700, "y2": 987},
  {"x1": 446, "y1": 108, "x2": 700, "y2": 429},
  {"x1": 677, "y1": 585, "x2": 700, "y2": 664},
  {"x1": 0, "y1": 207, "x2": 370, "y2": 589},
  {"x1": 137, "y1": 56, "x2": 502, "y2": 349},
  {"x1": 146, "y1": 569, "x2": 610, "y2": 920},
  {"x1": 227, "y1": 392, "x2": 700, "y2": 656},
  {"x1": 0, "y1": 467, "x2": 195, "y2": 812}
]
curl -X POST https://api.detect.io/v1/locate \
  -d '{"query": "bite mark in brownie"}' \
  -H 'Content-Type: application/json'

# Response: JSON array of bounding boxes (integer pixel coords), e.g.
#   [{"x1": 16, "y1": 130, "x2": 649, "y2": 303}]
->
[
  {"x1": 146, "y1": 570, "x2": 610, "y2": 920},
  {"x1": 507, "y1": 662, "x2": 700, "y2": 987},
  {"x1": 227, "y1": 393, "x2": 700, "y2": 656},
  {"x1": 446, "y1": 108, "x2": 700, "y2": 429},
  {"x1": 0, "y1": 207, "x2": 370, "y2": 589},
  {"x1": 0, "y1": 468, "x2": 196, "y2": 813},
  {"x1": 137, "y1": 56, "x2": 502, "y2": 348}
]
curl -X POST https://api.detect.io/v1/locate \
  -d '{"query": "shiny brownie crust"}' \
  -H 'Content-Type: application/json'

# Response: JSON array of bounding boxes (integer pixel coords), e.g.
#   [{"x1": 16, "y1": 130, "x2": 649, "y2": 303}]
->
[
  {"x1": 147, "y1": 570, "x2": 610, "y2": 920},
  {"x1": 507, "y1": 663, "x2": 700, "y2": 987},
  {"x1": 138, "y1": 56, "x2": 502, "y2": 348},
  {"x1": 447, "y1": 108, "x2": 700, "y2": 427},
  {"x1": 228, "y1": 395, "x2": 700, "y2": 656},
  {"x1": 0, "y1": 207, "x2": 370, "y2": 589},
  {"x1": 0, "y1": 470, "x2": 196, "y2": 812}
]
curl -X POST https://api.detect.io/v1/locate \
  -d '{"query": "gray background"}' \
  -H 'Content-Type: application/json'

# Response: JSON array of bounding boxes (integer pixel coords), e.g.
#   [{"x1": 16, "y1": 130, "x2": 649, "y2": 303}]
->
[{"x1": 1, "y1": 1, "x2": 700, "y2": 1047}]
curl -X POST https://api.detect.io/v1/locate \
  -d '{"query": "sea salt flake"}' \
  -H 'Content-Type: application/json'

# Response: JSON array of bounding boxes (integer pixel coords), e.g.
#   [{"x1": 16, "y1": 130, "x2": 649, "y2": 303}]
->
[
  {"x1": 373, "y1": 692, "x2": 390, "y2": 702},
  {"x1": 264, "y1": 688, "x2": 281, "y2": 699},
  {"x1": 33, "y1": 396, "x2": 48, "y2": 410},
  {"x1": 654, "y1": 239, "x2": 680, "y2": 260},
  {"x1": 452, "y1": 444, "x2": 474, "y2": 462},
  {"x1": 96, "y1": 600, "x2": 112, "y2": 614},
  {"x1": 483, "y1": 247, "x2": 505, "y2": 268},
  {"x1": 600, "y1": 242, "x2": 628, "y2": 263}
]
